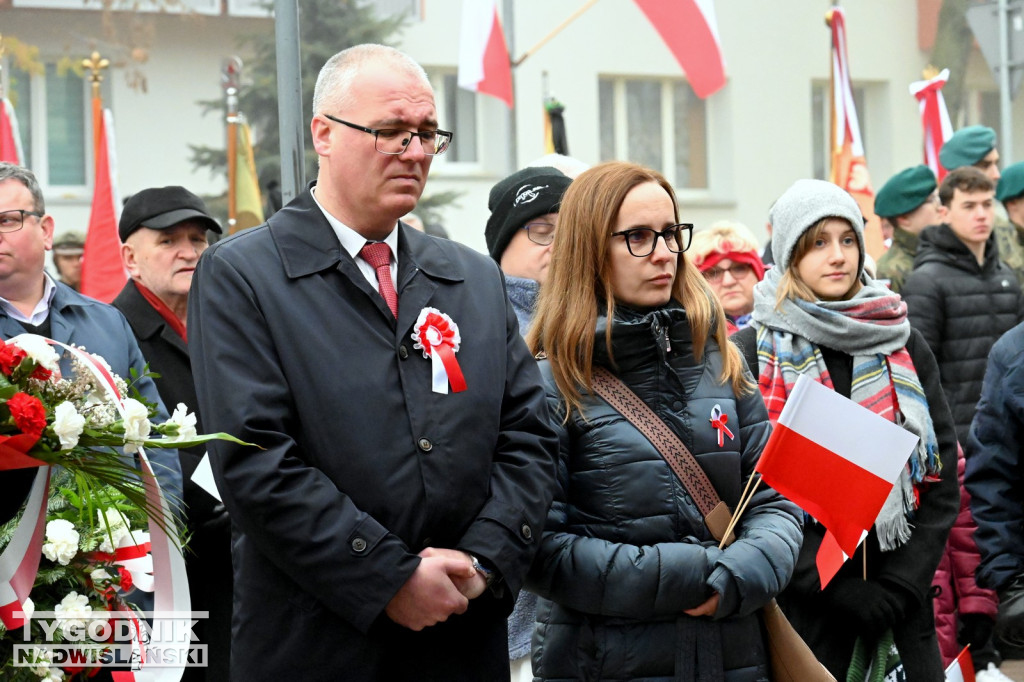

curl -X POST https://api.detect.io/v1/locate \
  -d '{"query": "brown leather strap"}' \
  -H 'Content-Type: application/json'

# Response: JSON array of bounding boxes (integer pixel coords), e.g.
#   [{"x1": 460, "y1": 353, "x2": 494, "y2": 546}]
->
[{"x1": 591, "y1": 366, "x2": 734, "y2": 544}]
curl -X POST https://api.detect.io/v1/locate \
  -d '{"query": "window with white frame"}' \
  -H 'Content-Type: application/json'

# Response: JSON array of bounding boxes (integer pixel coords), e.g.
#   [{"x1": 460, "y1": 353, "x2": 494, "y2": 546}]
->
[
  {"x1": 598, "y1": 76, "x2": 708, "y2": 189},
  {"x1": 811, "y1": 82, "x2": 867, "y2": 181},
  {"x1": 429, "y1": 72, "x2": 478, "y2": 165},
  {"x1": 8, "y1": 63, "x2": 111, "y2": 190}
]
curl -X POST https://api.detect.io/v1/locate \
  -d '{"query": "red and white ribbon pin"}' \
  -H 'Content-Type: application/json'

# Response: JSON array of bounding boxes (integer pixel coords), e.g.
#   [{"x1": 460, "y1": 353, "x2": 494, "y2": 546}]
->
[
  {"x1": 709, "y1": 404, "x2": 734, "y2": 447},
  {"x1": 412, "y1": 308, "x2": 467, "y2": 394}
]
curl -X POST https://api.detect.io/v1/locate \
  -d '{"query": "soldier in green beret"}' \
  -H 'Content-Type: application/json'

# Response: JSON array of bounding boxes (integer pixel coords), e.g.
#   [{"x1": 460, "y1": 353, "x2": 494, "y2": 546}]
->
[
  {"x1": 874, "y1": 165, "x2": 940, "y2": 293},
  {"x1": 940, "y1": 126, "x2": 1024, "y2": 287},
  {"x1": 997, "y1": 161, "x2": 1024, "y2": 238}
]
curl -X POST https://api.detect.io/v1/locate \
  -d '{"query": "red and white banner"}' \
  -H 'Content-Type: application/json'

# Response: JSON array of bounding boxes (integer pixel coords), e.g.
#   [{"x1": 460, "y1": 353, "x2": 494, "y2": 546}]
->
[
  {"x1": 458, "y1": 0, "x2": 514, "y2": 108},
  {"x1": 945, "y1": 646, "x2": 975, "y2": 682},
  {"x1": 910, "y1": 69, "x2": 953, "y2": 181},
  {"x1": 828, "y1": 7, "x2": 883, "y2": 259},
  {"x1": 0, "y1": 98, "x2": 24, "y2": 165},
  {"x1": 754, "y1": 375, "x2": 918, "y2": 585},
  {"x1": 633, "y1": 0, "x2": 726, "y2": 99},
  {"x1": 80, "y1": 105, "x2": 126, "y2": 303}
]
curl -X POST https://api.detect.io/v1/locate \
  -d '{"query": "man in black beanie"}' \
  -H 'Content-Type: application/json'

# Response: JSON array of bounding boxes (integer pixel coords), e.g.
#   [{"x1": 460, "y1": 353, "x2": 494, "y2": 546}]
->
[{"x1": 485, "y1": 166, "x2": 572, "y2": 332}]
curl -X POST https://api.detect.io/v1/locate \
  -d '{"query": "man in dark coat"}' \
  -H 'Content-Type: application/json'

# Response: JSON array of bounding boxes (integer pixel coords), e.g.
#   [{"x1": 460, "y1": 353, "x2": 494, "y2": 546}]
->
[
  {"x1": 112, "y1": 186, "x2": 230, "y2": 682},
  {"x1": 187, "y1": 44, "x2": 558, "y2": 681},
  {"x1": 902, "y1": 167, "x2": 1024, "y2": 447}
]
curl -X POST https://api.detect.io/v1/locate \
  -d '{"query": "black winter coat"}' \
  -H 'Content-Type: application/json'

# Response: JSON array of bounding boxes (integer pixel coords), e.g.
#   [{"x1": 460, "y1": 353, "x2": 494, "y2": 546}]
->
[
  {"x1": 188, "y1": 189, "x2": 559, "y2": 681},
  {"x1": 901, "y1": 224, "x2": 1024, "y2": 446},
  {"x1": 965, "y1": 320, "x2": 1024, "y2": 591},
  {"x1": 529, "y1": 305, "x2": 802, "y2": 682},
  {"x1": 735, "y1": 325, "x2": 959, "y2": 680},
  {"x1": 112, "y1": 280, "x2": 232, "y2": 682}
]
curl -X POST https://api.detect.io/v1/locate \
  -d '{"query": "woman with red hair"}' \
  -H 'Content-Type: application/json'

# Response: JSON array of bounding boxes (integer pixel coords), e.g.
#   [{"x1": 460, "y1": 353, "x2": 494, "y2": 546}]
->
[{"x1": 690, "y1": 221, "x2": 765, "y2": 335}]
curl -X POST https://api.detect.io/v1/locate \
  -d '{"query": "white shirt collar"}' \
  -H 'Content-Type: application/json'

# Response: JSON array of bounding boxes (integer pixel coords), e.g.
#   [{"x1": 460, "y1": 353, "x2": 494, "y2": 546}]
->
[{"x1": 0, "y1": 273, "x2": 57, "y2": 326}]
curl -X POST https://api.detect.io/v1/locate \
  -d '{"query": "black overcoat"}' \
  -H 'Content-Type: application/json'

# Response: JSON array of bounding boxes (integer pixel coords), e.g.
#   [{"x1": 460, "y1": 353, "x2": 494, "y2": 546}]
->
[{"x1": 187, "y1": 188, "x2": 558, "y2": 681}]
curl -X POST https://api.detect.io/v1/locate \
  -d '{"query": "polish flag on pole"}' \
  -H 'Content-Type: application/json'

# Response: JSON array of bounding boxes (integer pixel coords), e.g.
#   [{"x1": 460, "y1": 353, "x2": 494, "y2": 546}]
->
[
  {"x1": 944, "y1": 646, "x2": 975, "y2": 682},
  {"x1": 0, "y1": 98, "x2": 24, "y2": 164},
  {"x1": 754, "y1": 375, "x2": 919, "y2": 587},
  {"x1": 80, "y1": 104, "x2": 125, "y2": 303},
  {"x1": 910, "y1": 69, "x2": 953, "y2": 181},
  {"x1": 458, "y1": 0, "x2": 514, "y2": 108},
  {"x1": 633, "y1": 0, "x2": 726, "y2": 99},
  {"x1": 828, "y1": 7, "x2": 883, "y2": 260}
]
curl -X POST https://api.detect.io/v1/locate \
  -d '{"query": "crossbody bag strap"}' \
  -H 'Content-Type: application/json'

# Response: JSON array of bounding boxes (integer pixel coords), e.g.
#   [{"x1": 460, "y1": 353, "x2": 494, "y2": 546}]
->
[{"x1": 591, "y1": 366, "x2": 735, "y2": 545}]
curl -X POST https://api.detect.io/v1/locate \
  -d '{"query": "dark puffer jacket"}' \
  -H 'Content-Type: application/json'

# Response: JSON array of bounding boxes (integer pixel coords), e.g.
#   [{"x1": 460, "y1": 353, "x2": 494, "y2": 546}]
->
[
  {"x1": 966, "y1": 320, "x2": 1024, "y2": 592},
  {"x1": 901, "y1": 224, "x2": 1024, "y2": 446},
  {"x1": 528, "y1": 304, "x2": 802, "y2": 682}
]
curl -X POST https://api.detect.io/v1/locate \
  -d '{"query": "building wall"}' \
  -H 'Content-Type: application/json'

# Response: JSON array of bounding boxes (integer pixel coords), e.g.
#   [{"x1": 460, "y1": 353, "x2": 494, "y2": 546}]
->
[{"x1": 2, "y1": 0, "x2": 1021, "y2": 256}]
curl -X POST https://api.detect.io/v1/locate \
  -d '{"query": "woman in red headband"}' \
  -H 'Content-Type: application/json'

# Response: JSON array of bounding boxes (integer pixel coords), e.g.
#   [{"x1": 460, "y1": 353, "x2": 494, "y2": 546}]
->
[{"x1": 690, "y1": 221, "x2": 765, "y2": 335}]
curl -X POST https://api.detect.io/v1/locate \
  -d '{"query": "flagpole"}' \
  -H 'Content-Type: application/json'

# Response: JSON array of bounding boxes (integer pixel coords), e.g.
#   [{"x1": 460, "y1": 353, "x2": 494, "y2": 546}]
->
[
  {"x1": 718, "y1": 476, "x2": 762, "y2": 549},
  {"x1": 512, "y1": 0, "x2": 600, "y2": 67},
  {"x1": 82, "y1": 52, "x2": 109, "y2": 164},
  {"x1": 223, "y1": 58, "x2": 242, "y2": 234}
]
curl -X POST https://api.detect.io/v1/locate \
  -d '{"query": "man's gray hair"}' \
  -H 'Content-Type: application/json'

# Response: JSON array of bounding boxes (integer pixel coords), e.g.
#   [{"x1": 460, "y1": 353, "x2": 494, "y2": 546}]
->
[
  {"x1": 312, "y1": 44, "x2": 432, "y2": 117},
  {"x1": 0, "y1": 163, "x2": 45, "y2": 213}
]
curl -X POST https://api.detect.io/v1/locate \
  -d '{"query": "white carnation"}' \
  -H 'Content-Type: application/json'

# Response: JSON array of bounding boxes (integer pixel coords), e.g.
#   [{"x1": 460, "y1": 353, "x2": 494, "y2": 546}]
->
[
  {"x1": 42, "y1": 519, "x2": 79, "y2": 566},
  {"x1": 53, "y1": 402, "x2": 86, "y2": 450},
  {"x1": 11, "y1": 334, "x2": 60, "y2": 373},
  {"x1": 121, "y1": 398, "x2": 152, "y2": 454},
  {"x1": 97, "y1": 508, "x2": 131, "y2": 554},
  {"x1": 54, "y1": 591, "x2": 93, "y2": 635},
  {"x1": 28, "y1": 647, "x2": 53, "y2": 676},
  {"x1": 162, "y1": 403, "x2": 198, "y2": 443}
]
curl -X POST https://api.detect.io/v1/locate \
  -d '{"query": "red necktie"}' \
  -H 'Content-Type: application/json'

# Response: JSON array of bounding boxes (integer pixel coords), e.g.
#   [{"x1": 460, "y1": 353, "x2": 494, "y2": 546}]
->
[{"x1": 359, "y1": 242, "x2": 398, "y2": 318}]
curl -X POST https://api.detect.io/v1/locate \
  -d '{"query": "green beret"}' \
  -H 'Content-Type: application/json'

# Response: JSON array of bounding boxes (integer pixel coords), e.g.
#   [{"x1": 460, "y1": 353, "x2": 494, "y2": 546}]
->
[
  {"x1": 997, "y1": 161, "x2": 1024, "y2": 202},
  {"x1": 874, "y1": 165, "x2": 937, "y2": 218},
  {"x1": 939, "y1": 125, "x2": 996, "y2": 169}
]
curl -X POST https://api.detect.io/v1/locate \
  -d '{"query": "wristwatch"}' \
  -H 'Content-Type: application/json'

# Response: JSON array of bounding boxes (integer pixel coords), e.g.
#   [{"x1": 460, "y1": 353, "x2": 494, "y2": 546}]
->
[{"x1": 469, "y1": 554, "x2": 495, "y2": 587}]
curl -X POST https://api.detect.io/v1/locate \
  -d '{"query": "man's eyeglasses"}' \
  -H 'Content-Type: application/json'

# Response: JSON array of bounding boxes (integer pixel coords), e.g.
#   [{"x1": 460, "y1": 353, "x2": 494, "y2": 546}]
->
[
  {"x1": 611, "y1": 223, "x2": 693, "y2": 257},
  {"x1": 703, "y1": 263, "x2": 755, "y2": 283},
  {"x1": 523, "y1": 221, "x2": 556, "y2": 246},
  {"x1": 323, "y1": 114, "x2": 453, "y2": 156},
  {"x1": 0, "y1": 209, "x2": 43, "y2": 234}
]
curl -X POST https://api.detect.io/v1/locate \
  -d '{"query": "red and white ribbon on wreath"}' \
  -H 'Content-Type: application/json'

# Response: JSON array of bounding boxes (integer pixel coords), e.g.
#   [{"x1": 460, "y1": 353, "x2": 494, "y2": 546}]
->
[
  {"x1": 709, "y1": 404, "x2": 734, "y2": 448},
  {"x1": 412, "y1": 308, "x2": 468, "y2": 394},
  {"x1": 0, "y1": 335, "x2": 191, "y2": 682}
]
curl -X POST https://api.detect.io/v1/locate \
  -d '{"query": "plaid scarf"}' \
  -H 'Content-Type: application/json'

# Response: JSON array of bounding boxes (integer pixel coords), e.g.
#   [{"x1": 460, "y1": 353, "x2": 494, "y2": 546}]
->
[{"x1": 751, "y1": 271, "x2": 941, "y2": 550}]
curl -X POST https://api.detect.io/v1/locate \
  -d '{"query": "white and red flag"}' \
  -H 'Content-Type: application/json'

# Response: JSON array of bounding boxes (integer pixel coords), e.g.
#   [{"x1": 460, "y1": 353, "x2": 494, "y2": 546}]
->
[
  {"x1": 80, "y1": 104, "x2": 125, "y2": 303},
  {"x1": 633, "y1": 0, "x2": 726, "y2": 99},
  {"x1": 754, "y1": 375, "x2": 919, "y2": 587},
  {"x1": 458, "y1": 0, "x2": 514, "y2": 108},
  {"x1": 944, "y1": 646, "x2": 975, "y2": 682},
  {"x1": 827, "y1": 7, "x2": 883, "y2": 259},
  {"x1": 910, "y1": 69, "x2": 953, "y2": 181},
  {"x1": 0, "y1": 98, "x2": 24, "y2": 165}
]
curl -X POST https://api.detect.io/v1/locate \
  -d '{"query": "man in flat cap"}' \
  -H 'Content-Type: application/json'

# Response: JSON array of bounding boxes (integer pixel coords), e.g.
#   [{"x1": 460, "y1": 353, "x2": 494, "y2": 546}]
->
[
  {"x1": 112, "y1": 186, "x2": 229, "y2": 681},
  {"x1": 51, "y1": 230, "x2": 84, "y2": 291},
  {"x1": 874, "y1": 165, "x2": 940, "y2": 293},
  {"x1": 940, "y1": 125, "x2": 1024, "y2": 287}
]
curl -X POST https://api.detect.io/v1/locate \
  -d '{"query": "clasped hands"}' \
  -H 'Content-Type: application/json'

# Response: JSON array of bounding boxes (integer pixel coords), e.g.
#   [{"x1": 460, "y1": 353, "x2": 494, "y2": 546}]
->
[{"x1": 384, "y1": 547, "x2": 489, "y2": 631}]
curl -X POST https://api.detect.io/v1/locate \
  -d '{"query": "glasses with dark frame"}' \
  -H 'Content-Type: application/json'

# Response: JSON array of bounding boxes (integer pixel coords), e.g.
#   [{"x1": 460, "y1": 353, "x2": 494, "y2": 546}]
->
[
  {"x1": 611, "y1": 223, "x2": 693, "y2": 257},
  {"x1": 703, "y1": 263, "x2": 755, "y2": 283},
  {"x1": 0, "y1": 209, "x2": 44, "y2": 234},
  {"x1": 323, "y1": 114, "x2": 453, "y2": 156},
  {"x1": 523, "y1": 221, "x2": 556, "y2": 246}
]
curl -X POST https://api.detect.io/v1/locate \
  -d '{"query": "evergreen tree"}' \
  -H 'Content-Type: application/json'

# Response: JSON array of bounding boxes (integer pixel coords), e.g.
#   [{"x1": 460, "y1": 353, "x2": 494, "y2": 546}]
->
[{"x1": 191, "y1": 0, "x2": 427, "y2": 217}]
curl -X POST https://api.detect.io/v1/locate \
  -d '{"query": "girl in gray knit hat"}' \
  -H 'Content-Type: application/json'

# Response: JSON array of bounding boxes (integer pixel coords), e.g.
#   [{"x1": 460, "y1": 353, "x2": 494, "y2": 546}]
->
[{"x1": 733, "y1": 179, "x2": 958, "y2": 680}]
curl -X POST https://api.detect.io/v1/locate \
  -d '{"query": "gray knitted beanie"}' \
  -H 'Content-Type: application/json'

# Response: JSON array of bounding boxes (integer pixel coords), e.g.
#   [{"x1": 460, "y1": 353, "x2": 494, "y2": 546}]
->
[{"x1": 769, "y1": 179, "x2": 865, "y2": 273}]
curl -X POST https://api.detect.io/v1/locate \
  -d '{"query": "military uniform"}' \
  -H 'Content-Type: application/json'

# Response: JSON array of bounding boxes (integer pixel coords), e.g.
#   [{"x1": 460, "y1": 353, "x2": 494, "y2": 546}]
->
[
  {"x1": 876, "y1": 228, "x2": 919, "y2": 293},
  {"x1": 994, "y1": 216, "x2": 1024, "y2": 288}
]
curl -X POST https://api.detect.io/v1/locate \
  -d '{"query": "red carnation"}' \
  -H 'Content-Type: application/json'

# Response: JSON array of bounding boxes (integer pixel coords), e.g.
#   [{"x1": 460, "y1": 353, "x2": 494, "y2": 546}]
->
[
  {"x1": 7, "y1": 392, "x2": 47, "y2": 438},
  {"x1": 117, "y1": 565, "x2": 133, "y2": 593},
  {"x1": 0, "y1": 343, "x2": 27, "y2": 376},
  {"x1": 30, "y1": 365, "x2": 53, "y2": 381}
]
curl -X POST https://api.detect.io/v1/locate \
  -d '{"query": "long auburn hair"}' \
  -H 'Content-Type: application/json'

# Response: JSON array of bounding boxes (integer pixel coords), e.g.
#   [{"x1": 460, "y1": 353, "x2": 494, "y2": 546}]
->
[{"x1": 526, "y1": 162, "x2": 752, "y2": 417}]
